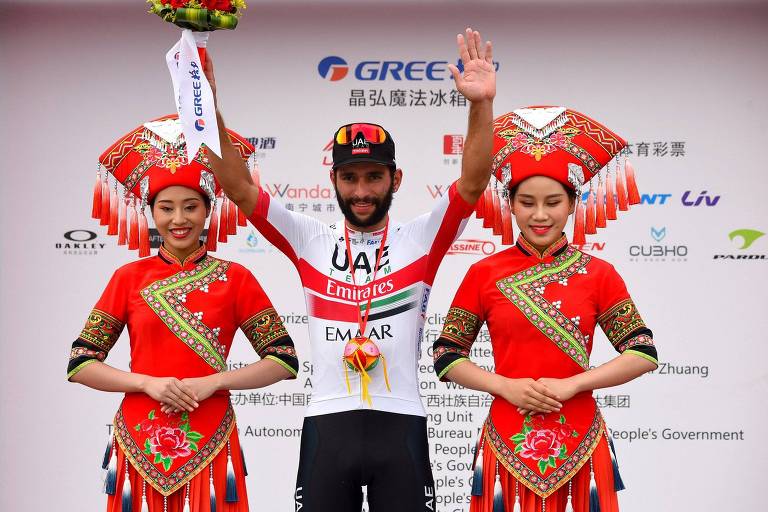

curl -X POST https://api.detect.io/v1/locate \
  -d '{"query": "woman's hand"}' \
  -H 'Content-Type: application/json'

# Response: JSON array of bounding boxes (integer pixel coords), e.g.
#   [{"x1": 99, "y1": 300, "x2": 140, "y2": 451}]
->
[
  {"x1": 160, "y1": 375, "x2": 219, "y2": 414},
  {"x1": 517, "y1": 377, "x2": 579, "y2": 415},
  {"x1": 497, "y1": 377, "x2": 563, "y2": 414},
  {"x1": 141, "y1": 377, "x2": 199, "y2": 412}
]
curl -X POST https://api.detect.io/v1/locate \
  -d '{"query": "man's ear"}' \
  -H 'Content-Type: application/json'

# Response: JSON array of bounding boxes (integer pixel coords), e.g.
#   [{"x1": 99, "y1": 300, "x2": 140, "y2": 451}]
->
[{"x1": 392, "y1": 168, "x2": 403, "y2": 192}]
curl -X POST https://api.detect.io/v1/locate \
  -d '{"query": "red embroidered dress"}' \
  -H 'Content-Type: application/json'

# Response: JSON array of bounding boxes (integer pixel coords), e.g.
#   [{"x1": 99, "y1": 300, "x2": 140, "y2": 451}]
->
[
  {"x1": 67, "y1": 244, "x2": 298, "y2": 511},
  {"x1": 433, "y1": 235, "x2": 657, "y2": 512}
]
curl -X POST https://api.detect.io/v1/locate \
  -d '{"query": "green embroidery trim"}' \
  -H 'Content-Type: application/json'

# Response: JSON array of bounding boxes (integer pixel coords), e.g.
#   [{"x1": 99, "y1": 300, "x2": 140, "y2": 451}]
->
[
  {"x1": 141, "y1": 256, "x2": 229, "y2": 372},
  {"x1": 625, "y1": 349, "x2": 658, "y2": 365},
  {"x1": 438, "y1": 357, "x2": 470, "y2": 380},
  {"x1": 496, "y1": 247, "x2": 591, "y2": 370},
  {"x1": 67, "y1": 359, "x2": 97, "y2": 380},
  {"x1": 265, "y1": 355, "x2": 298, "y2": 377}
]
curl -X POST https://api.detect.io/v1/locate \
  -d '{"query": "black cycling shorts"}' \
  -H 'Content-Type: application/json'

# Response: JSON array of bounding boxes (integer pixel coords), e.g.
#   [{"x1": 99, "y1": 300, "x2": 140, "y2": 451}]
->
[{"x1": 294, "y1": 409, "x2": 436, "y2": 512}]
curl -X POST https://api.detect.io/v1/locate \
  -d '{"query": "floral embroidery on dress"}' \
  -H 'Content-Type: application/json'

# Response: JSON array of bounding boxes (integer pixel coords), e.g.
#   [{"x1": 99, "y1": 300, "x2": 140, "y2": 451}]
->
[
  {"x1": 510, "y1": 415, "x2": 578, "y2": 475},
  {"x1": 598, "y1": 298, "x2": 646, "y2": 346},
  {"x1": 486, "y1": 411, "x2": 603, "y2": 497},
  {"x1": 142, "y1": 256, "x2": 230, "y2": 371},
  {"x1": 79, "y1": 309, "x2": 124, "y2": 352},
  {"x1": 440, "y1": 307, "x2": 480, "y2": 350},
  {"x1": 496, "y1": 246, "x2": 592, "y2": 370},
  {"x1": 134, "y1": 410, "x2": 204, "y2": 472},
  {"x1": 242, "y1": 307, "x2": 290, "y2": 356}
]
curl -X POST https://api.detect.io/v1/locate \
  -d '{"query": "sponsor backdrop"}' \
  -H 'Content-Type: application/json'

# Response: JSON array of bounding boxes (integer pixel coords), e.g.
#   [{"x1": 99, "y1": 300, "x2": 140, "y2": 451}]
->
[{"x1": 1, "y1": 2, "x2": 766, "y2": 511}]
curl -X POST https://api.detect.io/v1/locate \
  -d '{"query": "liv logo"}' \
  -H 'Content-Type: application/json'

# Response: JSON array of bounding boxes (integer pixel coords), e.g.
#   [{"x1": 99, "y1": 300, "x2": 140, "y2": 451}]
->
[
  {"x1": 651, "y1": 227, "x2": 666, "y2": 242},
  {"x1": 729, "y1": 229, "x2": 765, "y2": 249},
  {"x1": 681, "y1": 190, "x2": 720, "y2": 206}
]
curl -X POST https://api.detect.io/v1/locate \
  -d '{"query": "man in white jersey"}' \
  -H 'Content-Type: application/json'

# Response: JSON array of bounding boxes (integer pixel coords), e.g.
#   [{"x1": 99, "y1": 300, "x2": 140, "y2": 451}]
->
[{"x1": 205, "y1": 28, "x2": 495, "y2": 512}]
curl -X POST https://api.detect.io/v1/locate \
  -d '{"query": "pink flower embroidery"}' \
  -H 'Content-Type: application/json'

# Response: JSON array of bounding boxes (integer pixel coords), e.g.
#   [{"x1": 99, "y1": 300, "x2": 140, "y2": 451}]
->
[
  {"x1": 149, "y1": 427, "x2": 192, "y2": 459},
  {"x1": 518, "y1": 429, "x2": 562, "y2": 461}
]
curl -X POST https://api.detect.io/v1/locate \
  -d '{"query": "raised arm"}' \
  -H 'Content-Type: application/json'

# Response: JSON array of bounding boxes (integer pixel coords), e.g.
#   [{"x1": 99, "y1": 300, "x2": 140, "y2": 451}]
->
[
  {"x1": 449, "y1": 28, "x2": 496, "y2": 204},
  {"x1": 203, "y1": 52, "x2": 260, "y2": 216}
]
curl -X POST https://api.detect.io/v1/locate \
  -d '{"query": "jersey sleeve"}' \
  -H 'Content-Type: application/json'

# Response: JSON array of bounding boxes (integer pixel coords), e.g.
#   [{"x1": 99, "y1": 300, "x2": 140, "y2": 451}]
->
[
  {"x1": 247, "y1": 186, "x2": 331, "y2": 267},
  {"x1": 596, "y1": 264, "x2": 658, "y2": 366},
  {"x1": 433, "y1": 264, "x2": 485, "y2": 381},
  {"x1": 67, "y1": 269, "x2": 128, "y2": 380},
  {"x1": 401, "y1": 181, "x2": 476, "y2": 284},
  {"x1": 235, "y1": 267, "x2": 299, "y2": 378}
]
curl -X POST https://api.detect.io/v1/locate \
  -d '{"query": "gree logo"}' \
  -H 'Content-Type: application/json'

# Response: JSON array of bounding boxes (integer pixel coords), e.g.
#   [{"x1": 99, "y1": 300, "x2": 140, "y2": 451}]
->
[
  {"x1": 729, "y1": 229, "x2": 765, "y2": 249},
  {"x1": 317, "y1": 56, "x2": 349, "y2": 81}
]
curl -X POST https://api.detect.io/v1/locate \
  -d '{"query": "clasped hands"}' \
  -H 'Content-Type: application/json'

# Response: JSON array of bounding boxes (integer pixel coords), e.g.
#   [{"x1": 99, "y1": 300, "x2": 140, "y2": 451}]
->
[
  {"x1": 497, "y1": 376, "x2": 580, "y2": 416},
  {"x1": 141, "y1": 375, "x2": 219, "y2": 415}
]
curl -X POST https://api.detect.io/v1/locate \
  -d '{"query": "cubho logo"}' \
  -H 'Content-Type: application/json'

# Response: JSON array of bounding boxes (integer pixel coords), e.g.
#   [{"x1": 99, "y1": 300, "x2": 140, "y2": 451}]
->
[
  {"x1": 628, "y1": 227, "x2": 688, "y2": 262},
  {"x1": 713, "y1": 229, "x2": 766, "y2": 260}
]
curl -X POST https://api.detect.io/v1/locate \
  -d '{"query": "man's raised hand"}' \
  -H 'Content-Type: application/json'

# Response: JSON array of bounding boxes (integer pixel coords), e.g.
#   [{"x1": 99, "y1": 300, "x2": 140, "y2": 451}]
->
[{"x1": 448, "y1": 28, "x2": 496, "y2": 104}]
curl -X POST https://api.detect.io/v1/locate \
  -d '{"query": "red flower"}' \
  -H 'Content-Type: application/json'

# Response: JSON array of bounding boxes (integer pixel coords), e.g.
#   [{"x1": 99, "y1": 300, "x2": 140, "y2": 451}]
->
[
  {"x1": 149, "y1": 427, "x2": 192, "y2": 459},
  {"x1": 139, "y1": 419, "x2": 155, "y2": 434},
  {"x1": 549, "y1": 131, "x2": 567, "y2": 147},
  {"x1": 201, "y1": 0, "x2": 232, "y2": 11},
  {"x1": 519, "y1": 429, "x2": 561, "y2": 461},
  {"x1": 551, "y1": 423, "x2": 574, "y2": 442},
  {"x1": 169, "y1": 0, "x2": 188, "y2": 8}
]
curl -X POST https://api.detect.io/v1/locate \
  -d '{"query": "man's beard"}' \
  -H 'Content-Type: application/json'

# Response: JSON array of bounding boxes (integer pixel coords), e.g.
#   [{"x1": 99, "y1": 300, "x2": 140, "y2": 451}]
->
[{"x1": 334, "y1": 182, "x2": 395, "y2": 229}]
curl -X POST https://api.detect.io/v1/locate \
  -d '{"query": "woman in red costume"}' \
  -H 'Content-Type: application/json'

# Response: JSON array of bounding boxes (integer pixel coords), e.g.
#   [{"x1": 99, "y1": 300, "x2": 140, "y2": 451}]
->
[
  {"x1": 67, "y1": 115, "x2": 299, "y2": 511},
  {"x1": 433, "y1": 107, "x2": 658, "y2": 512}
]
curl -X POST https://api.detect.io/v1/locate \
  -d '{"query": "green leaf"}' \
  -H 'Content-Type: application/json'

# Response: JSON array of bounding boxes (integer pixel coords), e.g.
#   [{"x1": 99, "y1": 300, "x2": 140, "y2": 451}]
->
[
  {"x1": 154, "y1": 452, "x2": 163, "y2": 464},
  {"x1": 186, "y1": 431, "x2": 204, "y2": 442},
  {"x1": 572, "y1": 431, "x2": 579, "y2": 437},
  {"x1": 181, "y1": 412, "x2": 189, "y2": 421},
  {"x1": 189, "y1": 441, "x2": 199, "y2": 452},
  {"x1": 148, "y1": 410, "x2": 156, "y2": 420},
  {"x1": 511, "y1": 434, "x2": 526, "y2": 444},
  {"x1": 134, "y1": 425, "x2": 141, "y2": 432},
  {"x1": 179, "y1": 423, "x2": 190, "y2": 432},
  {"x1": 559, "y1": 444, "x2": 568, "y2": 459},
  {"x1": 522, "y1": 425, "x2": 532, "y2": 434},
  {"x1": 144, "y1": 439, "x2": 152, "y2": 451},
  {"x1": 538, "y1": 459, "x2": 549, "y2": 474},
  {"x1": 559, "y1": 415, "x2": 566, "y2": 424},
  {"x1": 162, "y1": 457, "x2": 172, "y2": 472},
  {"x1": 548, "y1": 456, "x2": 557, "y2": 468},
  {"x1": 514, "y1": 444, "x2": 524, "y2": 454}
]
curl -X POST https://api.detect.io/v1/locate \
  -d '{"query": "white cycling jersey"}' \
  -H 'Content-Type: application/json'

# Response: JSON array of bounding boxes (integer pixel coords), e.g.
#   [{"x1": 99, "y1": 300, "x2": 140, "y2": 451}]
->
[{"x1": 248, "y1": 182, "x2": 473, "y2": 417}]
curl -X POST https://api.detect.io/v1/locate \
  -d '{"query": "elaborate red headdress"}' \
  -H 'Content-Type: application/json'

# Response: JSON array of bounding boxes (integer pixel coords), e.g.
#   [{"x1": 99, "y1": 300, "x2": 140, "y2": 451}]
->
[
  {"x1": 477, "y1": 106, "x2": 640, "y2": 245},
  {"x1": 92, "y1": 114, "x2": 256, "y2": 256}
]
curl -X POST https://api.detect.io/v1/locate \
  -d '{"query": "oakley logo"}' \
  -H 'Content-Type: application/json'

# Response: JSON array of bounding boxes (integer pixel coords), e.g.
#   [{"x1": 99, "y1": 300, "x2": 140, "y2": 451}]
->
[{"x1": 317, "y1": 56, "x2": 349, "y2": 81}]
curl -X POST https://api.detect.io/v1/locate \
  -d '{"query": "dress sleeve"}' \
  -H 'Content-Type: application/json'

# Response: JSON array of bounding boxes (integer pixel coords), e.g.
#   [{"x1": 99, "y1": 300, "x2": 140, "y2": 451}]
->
[
  {"x1": 596, "y1": 264, "x2": 658, "y2": 366},
  {"x1": 235, "y1": 268, "x2": 299, "y2": 378},
  {"x1": 400, "y1": 181, "x2": 476, "y2": 285},
  {"x1": 247, "y1": 186, "x2": 330, "y2": 267},
  {"x1": 67, "y1": 269, "x2": 128, "y2": 380},
  {"x1": 433, "y1": 264, "x2": 485, "y2": 381}
]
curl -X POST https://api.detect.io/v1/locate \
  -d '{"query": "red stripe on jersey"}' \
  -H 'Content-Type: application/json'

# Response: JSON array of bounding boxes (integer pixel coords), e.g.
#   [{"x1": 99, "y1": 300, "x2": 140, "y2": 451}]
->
[
  {"x1": 424, "y1": 182, "x2": 475, "y2": 284},
  {"x1": 298, "y1": 255, "x2": 427, "y2": 304},
  {"x1": 247, "y1": 188, "x2": 300, "y2": 267},
  {"x1": 307, "y1": 293, "x2": 358, "y2": 322}
]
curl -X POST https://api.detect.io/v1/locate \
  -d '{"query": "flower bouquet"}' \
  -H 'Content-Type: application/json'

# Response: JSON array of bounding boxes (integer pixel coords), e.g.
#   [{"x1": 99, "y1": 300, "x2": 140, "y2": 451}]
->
[{"x1": 148, "y1": 1, "x2": 247, "y2": 163}]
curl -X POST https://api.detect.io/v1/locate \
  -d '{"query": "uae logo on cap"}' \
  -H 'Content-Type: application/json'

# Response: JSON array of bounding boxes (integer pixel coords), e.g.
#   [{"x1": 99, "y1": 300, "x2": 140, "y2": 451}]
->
[{"x1": 351, "y1": 133, "x2": 371, "y2": 155}]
